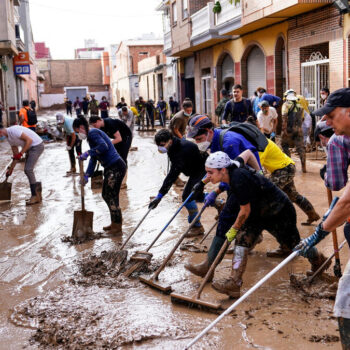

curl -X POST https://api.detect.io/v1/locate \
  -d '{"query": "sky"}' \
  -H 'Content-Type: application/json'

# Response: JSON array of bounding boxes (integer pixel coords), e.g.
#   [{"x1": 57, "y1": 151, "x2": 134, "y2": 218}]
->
[{"x1": 29, "y1": 0, "x2": 164, "y2": 59}]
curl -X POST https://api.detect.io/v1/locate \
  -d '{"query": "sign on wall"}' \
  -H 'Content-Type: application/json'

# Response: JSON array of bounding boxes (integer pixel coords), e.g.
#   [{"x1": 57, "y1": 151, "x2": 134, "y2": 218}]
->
[
  {"x1": 15, "y1": 65, "x2": 30, "y2": 75},
  {"x1": 14, "y1": 52, "x2": 31, "y2": 75}
]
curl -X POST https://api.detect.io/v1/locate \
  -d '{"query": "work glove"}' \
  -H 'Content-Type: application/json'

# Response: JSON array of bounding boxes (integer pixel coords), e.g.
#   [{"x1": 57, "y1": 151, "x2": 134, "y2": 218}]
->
[
  {"x1": 270, "y1": 132, "x2": 276, "y2": 139},
  {"x1": 293, "y1": 223, "x2": 330, "y2": 257},
  {"x1": 192, "y1": 181, "x2": 205, "y2": 197},
  {"x1": 78, "y1": 151, "x2": 89, "y2": 161},
  {"x1": 226, "y1": 227, "x2": 238, "y2": 242},
  {"x1": 66, "y1": 145, "x2": 72, "y2": 151},
  {"x1": 149, "y1": 193, "x2": 163, "y2": 209},
  {"x1": 12, "y1": 152, "x2": 23, "y2": 160},
  {"x1": 320, "y1": 164, "x2": 327, "y2": 180},
  {"x1": 218, "y1": 182, "x2": 230, "y2": 192},
  {"x1": 204, "y1": 191, "x2": 217, "y2": 207},
  {"x1": 80, "y1": 174, "x2": 89, "y2": 186}
]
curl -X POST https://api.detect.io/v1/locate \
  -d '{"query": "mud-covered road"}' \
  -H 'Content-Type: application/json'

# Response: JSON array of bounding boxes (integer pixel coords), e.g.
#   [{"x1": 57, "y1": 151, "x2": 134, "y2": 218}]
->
[{"x1": 0, "y1": 111, "x2": 347, "y2": 349}]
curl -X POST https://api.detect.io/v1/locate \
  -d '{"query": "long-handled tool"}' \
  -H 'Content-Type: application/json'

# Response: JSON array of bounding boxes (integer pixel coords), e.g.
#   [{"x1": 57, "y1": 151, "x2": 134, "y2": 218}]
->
[
  {"x1": 72, "y1": 160, "x2": 94, "y2": 242},
  {"x1": 171, "y1": 239, "x2": 231, "y2": 311},
  {"x1": 183, "y1": 251, "x2": 298, "y2": 349},
  {"x1": 117, "y1": 208, "x2": 152, "y2": 255},
  {"x1": 123, "y1": 190, "x2": 195, "y2": 277},
  {"x1": 327, "y1": 188, "x2": 342, "y2": 277},
  {"x1": 307, "y1": 239, "x2": 347, "y2": 284},
  {"x1": 0, "y1": 160, "x2": 17, "y2": 201},
  {"x1": 199, "y1": 220, "x2": 218, "y2": 245},
  {"x1": 139, "y1": 204, "x2": 208, "y2": 294}
]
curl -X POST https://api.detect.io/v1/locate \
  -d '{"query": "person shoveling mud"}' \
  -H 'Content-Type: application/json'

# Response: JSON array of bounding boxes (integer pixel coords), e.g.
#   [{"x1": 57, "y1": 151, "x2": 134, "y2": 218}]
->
[
  {"x1": 73, "y1": 117, "x2": 126, "y2": 237},
  {"x1": 0, "y1": 124, "x2": 44, "y2": 205}
]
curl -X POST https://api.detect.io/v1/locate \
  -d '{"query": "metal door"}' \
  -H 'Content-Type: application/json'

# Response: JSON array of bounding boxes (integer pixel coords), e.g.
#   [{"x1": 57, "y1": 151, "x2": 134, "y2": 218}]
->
[
  {"x1": 247, "y1": 46, "x2": 266, "y2": 98},
  {"x1": 66, "y1": 88, "x2": 87, "y2": 102},
  {"x1": 301, "y1": 52, "x2": 329, "y2": 113}
]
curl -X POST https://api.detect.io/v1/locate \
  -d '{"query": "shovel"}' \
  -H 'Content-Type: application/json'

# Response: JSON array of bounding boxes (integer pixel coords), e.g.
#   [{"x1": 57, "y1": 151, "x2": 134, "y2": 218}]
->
[
  {"x1": 72, "y1": 160, "x2": 94, "y2": 242},
  {"x1": 0, "y1": 160, "x2": 17, "y2": 201},
  {"x1": 171, "y1": 239, "x2": 232, "y2": 311},
  {"x1": 123, "y1": 189, "x2": 196, "y2": 277},
  {"x1": 139, "y1": 203, "x2": 208, "y2": 294}
]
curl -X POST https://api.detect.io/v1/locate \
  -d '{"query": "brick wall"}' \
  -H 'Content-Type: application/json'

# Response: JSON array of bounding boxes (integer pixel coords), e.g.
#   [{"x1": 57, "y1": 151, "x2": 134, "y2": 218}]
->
[
  {"x1": 288, "y1": 5, "x2": 343, "y2": 94},
  {"x1": 329, "y1": 38, "x2": 344, "y2": 92},
  {"x1": 128, "y1": 45, "x2": 163, "y2": 74},
  {"x1": 189, "y1": 0, "x2": 211, "y2": 15}
]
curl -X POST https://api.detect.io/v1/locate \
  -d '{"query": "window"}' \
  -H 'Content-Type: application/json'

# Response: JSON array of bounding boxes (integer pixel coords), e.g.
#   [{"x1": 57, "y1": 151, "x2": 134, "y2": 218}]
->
[
  {"x1": 183, "y1": 0, "x2": 188, "y2": 19},
  {"x1": 172, "y1": 2, "x2": 177, "y2": 25}
]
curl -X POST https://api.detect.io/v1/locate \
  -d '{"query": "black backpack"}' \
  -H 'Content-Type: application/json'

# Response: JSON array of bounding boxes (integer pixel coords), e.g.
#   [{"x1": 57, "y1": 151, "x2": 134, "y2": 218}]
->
[
  {"x1": 27, "y1": 108, "x2": 37, "y2": 126},
  {"x1": 219, "y1": 122, "x2": 268, "y2": 152}
]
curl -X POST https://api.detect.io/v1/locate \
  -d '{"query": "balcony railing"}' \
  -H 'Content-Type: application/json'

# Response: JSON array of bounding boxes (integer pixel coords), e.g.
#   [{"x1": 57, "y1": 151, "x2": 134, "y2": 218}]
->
[
  {"x1": 215, "y1": 0, "x2": 241, "y2": 27},
  {"x1": 164, "y1": 31, "x2": 171, "y2": 53},
  {"x1": 191, "y1": 2, "x2": 215, "y2": 40}
]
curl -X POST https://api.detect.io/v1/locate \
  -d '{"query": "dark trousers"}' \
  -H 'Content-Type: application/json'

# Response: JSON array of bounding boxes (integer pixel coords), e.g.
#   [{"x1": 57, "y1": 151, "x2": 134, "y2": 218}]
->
[
  {"x1": 236, "y1": 200, "x2": 300, "y2": 250},
  {"x1": 115, "y1": 135, "x2": 132, "y2": 166},
  {"x1": 182, "y1": 171, "x2": 206, "y2": 202},
  {"x1": 102, "y1": 158, "x2": 126, "y2": 223},
  {"x1": 66, "y1": 107, "x2": 72, "y2": 116},
  {"x1": 101, "y1": 110, "x2": 109, "y2": 119},
  {"x1": 159, "y1": 111, "x2": 166, "y2": 127},
  {"x1": 75, "y1": 108, "x2": 81, "y2": 116},
  {"x1": 67, "y1": 135, "x2": 82, "y2": 169}
]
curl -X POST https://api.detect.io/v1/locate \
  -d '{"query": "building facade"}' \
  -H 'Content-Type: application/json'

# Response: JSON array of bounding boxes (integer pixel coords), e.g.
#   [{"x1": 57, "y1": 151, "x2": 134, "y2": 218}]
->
[{"x1": 158, "y1": 0, "x2": 350, "y2": 118}]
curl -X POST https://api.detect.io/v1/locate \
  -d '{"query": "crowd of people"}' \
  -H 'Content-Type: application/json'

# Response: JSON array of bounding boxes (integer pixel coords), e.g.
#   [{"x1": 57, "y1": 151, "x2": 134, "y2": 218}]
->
[{"x1": 2, "y1": 85, "x2": 350, "y2": 348}]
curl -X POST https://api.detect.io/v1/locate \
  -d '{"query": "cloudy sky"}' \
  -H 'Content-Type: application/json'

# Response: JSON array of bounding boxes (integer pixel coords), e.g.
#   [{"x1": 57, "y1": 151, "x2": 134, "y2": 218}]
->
[{"x1": 29, "y1": 0, "x2": 164, "y2": 59}]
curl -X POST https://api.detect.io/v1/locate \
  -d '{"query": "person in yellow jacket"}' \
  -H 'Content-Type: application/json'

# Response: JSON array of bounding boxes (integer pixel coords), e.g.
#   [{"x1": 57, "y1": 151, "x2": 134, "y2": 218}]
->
[{"x1": 259, "y1": 139, "x2": 320, "y2": 256}]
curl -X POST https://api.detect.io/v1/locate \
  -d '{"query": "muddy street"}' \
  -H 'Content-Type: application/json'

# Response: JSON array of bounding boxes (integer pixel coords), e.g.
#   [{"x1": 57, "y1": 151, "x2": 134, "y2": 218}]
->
[{"x1": 0, "y1": 111, "x2": 347, "y2": 349}]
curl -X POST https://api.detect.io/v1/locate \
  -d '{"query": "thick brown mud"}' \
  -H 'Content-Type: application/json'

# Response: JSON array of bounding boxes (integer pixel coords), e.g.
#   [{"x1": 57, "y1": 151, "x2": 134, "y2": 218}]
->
[{"x1": 0, "y1": 110, "x2": 348, "y2": 349}]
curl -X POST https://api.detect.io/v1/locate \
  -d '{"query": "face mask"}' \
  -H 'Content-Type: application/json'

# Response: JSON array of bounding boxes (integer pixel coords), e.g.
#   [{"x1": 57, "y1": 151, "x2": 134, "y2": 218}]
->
[
  {"x1": 0, "y1": 136, "x2": 6, "y2": 141},
  {"x1": 197, "y1": 134, "x2": 211, "y2": 152},
  {"x1": 321, "y1": 94, "x2": 327, "y2": 100},
  {"x1": 184, "y1": 112, "x2": 191, "y2": 117},
  {"x1": 262, "y1": 109, "x2": 269, "y2": 115},
  {"x1": 78, "y1": 132, "x2": 87, "y2": 140},
  {"x1": 158, "y1": 146, "x2": 168, "y2": 154}
]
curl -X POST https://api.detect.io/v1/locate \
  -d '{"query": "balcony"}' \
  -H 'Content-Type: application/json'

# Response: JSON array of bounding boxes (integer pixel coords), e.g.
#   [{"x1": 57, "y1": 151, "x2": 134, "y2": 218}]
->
[
  {"x1": 191, "y1": 2, "x2": 216, "y2": 45},
  {"x1": 215, "y1": 0, "x2": 241, "y2": 35},
  {"x1": 236, "y1": 0, "x2": 331, "y2": 35},
  {"x1": 164, "y1": 31, "x2": 172, "y2": 55},
  {"x1": 15, "y1": 24, "x2": 25, "y2": 52}
]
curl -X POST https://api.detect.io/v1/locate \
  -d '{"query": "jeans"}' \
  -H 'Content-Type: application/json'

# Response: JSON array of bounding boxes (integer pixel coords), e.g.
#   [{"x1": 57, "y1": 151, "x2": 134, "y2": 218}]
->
[
  {"x1": 24, "y1": 142, "x2": 44, "y2": 185},
  {"x1": 75, "y1": 108, "x2": 81, "y2": 116},
  {"x1": 67, "y1": 135, "x2": 82, "y2": 169},
  {"x1": 101, "y1": 110, "x2": 109, "y2": 119}
]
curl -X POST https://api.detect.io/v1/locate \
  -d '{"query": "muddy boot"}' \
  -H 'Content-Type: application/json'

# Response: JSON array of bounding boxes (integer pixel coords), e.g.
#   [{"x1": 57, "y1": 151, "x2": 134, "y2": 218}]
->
[
  {"x1": 26, "y1": 184, "x2": 40, "y2": 206},
  {"x1": 267, "y1": 244, "x2": 292, "y2": 258},
  {"x1": 185, "y1": 236, "x2": 225, "y2": 281},
  {"x1": 35, "y1": 182, "x2": 42, "y2": 202},
  {"x1": 103, "y1": 224, "x2": 112, "y2": 231},
  {"x1": 175, "y1": 177, "x2": 185, "y2": 187},
  {"x1": 296, "y1": 195, "x2": 321, "y2": 225},
  {"x1": 186, "y1": 224, "x2": 205, "y2": 237},
  {"x1": 306, "y1": 249, "x2": 331, "y2": 276},
  {"x1": 338, "y1": 318, "x2": 350, "y2": 350},
  {"x1": 108, "y1": 222, "x2": 122, "y2": 236},
  {"x1": 66, "y1": 168, "x2": 76, "y2": 175},
  {"x1": 302, "y1": 161, "x2": 307, "y2": 173},
  {"x1": 212, "y1": 246, "x2": 248, "y2": 298}
]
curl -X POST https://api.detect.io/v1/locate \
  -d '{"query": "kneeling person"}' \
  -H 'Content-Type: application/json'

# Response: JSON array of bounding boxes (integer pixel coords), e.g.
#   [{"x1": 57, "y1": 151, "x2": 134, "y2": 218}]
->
[
  {"x1": 204, "y1": 151, "x2": 328, "y2": 298},
  {"x1": 149, "y1": 129, "x2": 207, "y2": 237}
]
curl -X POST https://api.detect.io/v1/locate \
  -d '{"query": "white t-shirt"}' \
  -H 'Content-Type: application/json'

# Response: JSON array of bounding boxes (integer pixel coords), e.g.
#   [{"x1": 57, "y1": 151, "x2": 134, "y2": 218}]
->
[
  {"x1": 257, "y1": 107, "x2": 278, "y2": 134},
  {"x1": 6, "y1": 126, "x2": 43, "y2": 148}
]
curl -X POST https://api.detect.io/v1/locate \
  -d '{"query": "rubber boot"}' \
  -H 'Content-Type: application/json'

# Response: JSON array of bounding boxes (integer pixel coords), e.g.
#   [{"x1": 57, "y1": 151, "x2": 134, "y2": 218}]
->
[
  {"x1": 267, "y1": 243, "x2": 292, "y2": 258},
  {"x1": 185, "y1": 236, "x2": 225, "y2": 282},
  {"x1": 296, "y1": 195, "x2": 320, "y2": 225},
  {"x1": 26, "y1": 184, "x2": 40, "y2": 206},
  {"x1": 338, "y1": 318, "x2": 350, "y2": 350},
  {"x1": 35, "y1": 182, "x2": 42, "y2": 202},
  {"x1": 105, "y1": 208, "x2": 122, "y2": 236},
  {"x1": 185, "y1": 200, "x2": 204, "y2": 237},
  {"x1": 306, "y1": 248, "x2": 331, "y2": 276},
  {"x1": 66, "y1": 168, "x2": 76, "y2": 175},
  {"x1": 212, "y1": 246, "x2": 248, "y2": 298}
]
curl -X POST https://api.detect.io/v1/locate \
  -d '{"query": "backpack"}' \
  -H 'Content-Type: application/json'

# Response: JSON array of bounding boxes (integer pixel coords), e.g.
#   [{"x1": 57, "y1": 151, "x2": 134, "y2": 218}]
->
[
  {"x1": 219, "y1": 122, "x2": 268, "y2": 152},
  {"x1": 26, "y1": 108, "x2": 37, "y2": 126},
  {"x1": 286, "y1": 101, "x2": 303, "y2": 133},
  {"x1": 227, "y1": 98, "x2": 249, "y2": 122}
]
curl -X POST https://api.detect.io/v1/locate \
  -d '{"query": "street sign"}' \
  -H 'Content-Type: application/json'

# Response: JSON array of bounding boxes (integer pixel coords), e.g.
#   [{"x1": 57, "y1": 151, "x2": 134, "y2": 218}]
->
[
  {"x1": 14, "y1": 52, "x2": 30, "y2": 65},
  {"x1": 15, "y1": 65, "x2": 30, "y2": 75}
]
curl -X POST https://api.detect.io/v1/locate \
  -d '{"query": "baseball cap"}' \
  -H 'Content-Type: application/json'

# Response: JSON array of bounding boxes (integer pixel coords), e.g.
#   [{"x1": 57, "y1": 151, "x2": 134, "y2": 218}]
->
[
  {"x1": 314, "y1": 88, "x2": 350, "y2": 116},
  {"x1": 187, "y1": 115, "x2": 212, "y2": 138}
]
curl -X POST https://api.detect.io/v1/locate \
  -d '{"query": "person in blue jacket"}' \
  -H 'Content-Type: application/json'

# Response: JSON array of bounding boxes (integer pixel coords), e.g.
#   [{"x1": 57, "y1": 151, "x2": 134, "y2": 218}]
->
[
  {"x1": 187, "y1": 115, "x2": 262, "y2": 168},
  {"x1": 253, "y1": 87, "x2": 281, "y2": 116},
  {"x1": 73, "y1": 117, "x2": 126, "y2": 236}
]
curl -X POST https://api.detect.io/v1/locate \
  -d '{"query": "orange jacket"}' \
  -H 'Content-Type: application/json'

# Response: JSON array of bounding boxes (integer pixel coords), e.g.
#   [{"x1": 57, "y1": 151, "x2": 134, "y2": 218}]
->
[{"x1": 19, "y1": 107, "x2": 36, "y2": 127}]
